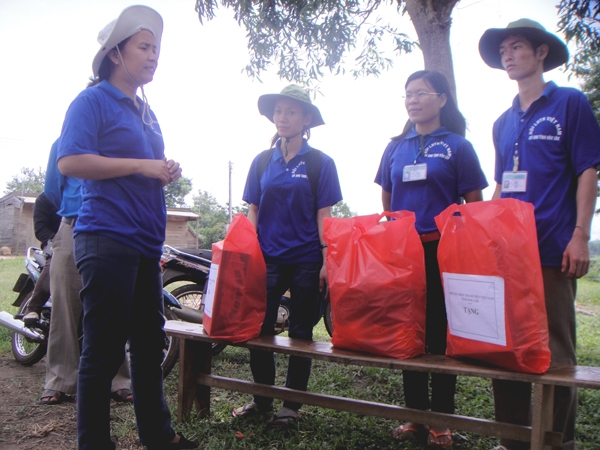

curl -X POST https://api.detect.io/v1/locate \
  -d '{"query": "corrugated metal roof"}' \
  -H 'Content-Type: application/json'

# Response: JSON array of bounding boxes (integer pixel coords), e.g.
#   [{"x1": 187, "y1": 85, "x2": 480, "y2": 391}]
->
[{"x1": 167, "y1": 209, "x2": 199, "y2": 219}]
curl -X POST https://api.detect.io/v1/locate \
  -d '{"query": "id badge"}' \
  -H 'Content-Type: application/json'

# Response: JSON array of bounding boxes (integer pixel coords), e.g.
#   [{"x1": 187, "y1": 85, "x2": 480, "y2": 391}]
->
[
  {"x1": 403, "y1": 163, "x2": 427, "y2": 182},
  {"x1": 501, "y1": 171, "x2": 528, "y2": 192}
]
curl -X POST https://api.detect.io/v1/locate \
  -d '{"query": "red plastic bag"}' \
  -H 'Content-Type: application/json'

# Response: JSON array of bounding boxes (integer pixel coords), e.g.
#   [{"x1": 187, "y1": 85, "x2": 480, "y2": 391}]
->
[
  {"x1": 323, "y1": 211, "x2": 426, "y2": 359},
  {"x1": 203, "y1": 213, "x2": 266, "y2": 342},
  {"x1": 434, "y1": 199, "x2": 550, "y2": 374}
]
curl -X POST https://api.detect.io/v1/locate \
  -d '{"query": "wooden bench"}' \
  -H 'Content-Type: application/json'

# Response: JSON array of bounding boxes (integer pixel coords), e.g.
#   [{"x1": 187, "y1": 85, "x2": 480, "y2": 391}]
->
[{"x1": 165, "y1": 320, "x2": 600, "y2": 450}]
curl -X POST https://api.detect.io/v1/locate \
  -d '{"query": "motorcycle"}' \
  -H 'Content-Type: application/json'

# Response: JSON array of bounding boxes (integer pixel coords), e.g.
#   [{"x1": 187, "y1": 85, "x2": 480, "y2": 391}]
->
[
  {"x1": 1, "y1": 247, "x2": 50, "y2": 366},
  {"x1": 0, "y1": 247, "x2": 190, "y2": 378}
]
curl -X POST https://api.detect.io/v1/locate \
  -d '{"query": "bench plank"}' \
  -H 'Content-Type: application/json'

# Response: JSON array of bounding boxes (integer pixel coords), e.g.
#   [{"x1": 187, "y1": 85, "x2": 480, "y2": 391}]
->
[
  {"x1": 165, "y1": 321, "x2": 600, "y2": 389},
  {"x1": 197, "y1": 373, "x2": 562, "y2": 446}
]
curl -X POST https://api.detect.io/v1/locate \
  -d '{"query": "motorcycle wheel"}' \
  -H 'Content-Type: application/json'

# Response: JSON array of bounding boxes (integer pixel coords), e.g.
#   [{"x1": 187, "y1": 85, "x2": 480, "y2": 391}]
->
[
  {"x1": 11, "y1": 292, "x2": 48, "y2": 366},
  {"x1": 161, "y1": 306, "x2": 179, "y2": 378},
  {"x1": 169, "y1": 283, "x2": 227, "y2": 356}
]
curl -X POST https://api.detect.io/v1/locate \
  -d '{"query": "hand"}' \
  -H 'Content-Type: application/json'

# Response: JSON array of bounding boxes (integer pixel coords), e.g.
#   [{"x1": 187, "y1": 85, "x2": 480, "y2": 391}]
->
[
  {"x1": 139, "y1": 160, "x2": 171, "y2": 186},
  {"x1": 561, "y1": 229, "x2": 590, "y2": 279},
  {"x1": 164, "y1": 158, "x2": 182, "y2": 184},
  {"x1": 319, "y1": 262, "x2": 327, "y2": 292}
]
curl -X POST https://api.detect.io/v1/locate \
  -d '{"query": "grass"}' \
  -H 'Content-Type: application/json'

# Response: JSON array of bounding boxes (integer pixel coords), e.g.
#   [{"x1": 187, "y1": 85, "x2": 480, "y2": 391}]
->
[
  {"x1": 0, "y1": 257, "x2": 23, "y2": 354},
  {"x1": 1, "y1": 256, "x2": 599, "y2": 449}
]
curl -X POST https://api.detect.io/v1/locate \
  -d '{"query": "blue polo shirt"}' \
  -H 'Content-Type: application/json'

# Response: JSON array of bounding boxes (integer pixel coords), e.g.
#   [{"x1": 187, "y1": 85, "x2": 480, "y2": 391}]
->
[
  {"x1": 44, "y1": 137, "x2": 82, "y2": 218},
  {"x1": 44, "y1": 139, "x2": 62, "y2": 210},
  {"x1": 243, "y1": 140, "x2": 343, "y2": 264},
  {"x1": 57, "y1": 177, "x2": 82, "y2": 219},
  {"x1": 493, "y1": 81, "x2": 600, "y2": 267},
  {"x1": 375, "y1": 126, "x2": 488, "y2": 234},
  {"x1": 57, "y1": 80, "x2": 167, "y2": 258}
]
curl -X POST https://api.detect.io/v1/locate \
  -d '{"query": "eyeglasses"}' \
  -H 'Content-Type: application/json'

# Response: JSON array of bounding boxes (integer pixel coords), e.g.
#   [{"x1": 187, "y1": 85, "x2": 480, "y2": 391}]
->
[{"x1": 402, "y1": 91, "x2": 442, "y2": 100}]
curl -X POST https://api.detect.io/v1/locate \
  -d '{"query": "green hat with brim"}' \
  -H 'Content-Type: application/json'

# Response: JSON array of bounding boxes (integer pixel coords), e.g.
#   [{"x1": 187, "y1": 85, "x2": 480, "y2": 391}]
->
[
  {"x1": 479, "y1": 18, "x2": 568, "y2": 72},
  {"x1": 258, "y1": 85, "x2": 325, "y2": 128}
]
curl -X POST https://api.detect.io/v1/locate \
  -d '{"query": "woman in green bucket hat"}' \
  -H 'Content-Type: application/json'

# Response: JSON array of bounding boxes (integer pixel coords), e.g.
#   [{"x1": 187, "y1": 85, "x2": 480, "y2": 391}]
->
[{"x1": 234, "y1": 85, "x2": 342, "y2": 426}]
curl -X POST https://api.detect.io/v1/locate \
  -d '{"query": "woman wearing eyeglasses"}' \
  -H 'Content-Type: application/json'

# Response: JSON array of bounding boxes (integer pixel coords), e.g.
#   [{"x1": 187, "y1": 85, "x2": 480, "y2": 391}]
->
[{"x1": 375, "y1": 70, "x2": 488, "y2": 448}]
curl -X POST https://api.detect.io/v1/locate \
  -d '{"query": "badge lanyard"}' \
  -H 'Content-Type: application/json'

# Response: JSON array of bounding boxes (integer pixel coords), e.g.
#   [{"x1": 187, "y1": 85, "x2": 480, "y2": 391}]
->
[
  {"x1": 501, "y1": 110, "x2": 531, "y2": 193},
  {"x1": 403, "y1": 134, "x2": 428, "y2": 182}
]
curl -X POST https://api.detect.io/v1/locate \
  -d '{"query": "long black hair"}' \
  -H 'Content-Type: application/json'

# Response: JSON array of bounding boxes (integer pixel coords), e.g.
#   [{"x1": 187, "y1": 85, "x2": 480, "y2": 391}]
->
[{"x1": 393, "y1": 70, "x2": 466, "y2": 141}]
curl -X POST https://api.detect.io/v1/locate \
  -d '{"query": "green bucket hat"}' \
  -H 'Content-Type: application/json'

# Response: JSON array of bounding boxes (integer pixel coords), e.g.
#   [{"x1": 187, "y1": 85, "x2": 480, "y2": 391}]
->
[
  {"x1": 479, "y1": 18, "x2": 569, "y2": 72},
  {"x1": 258, "y1": 85, "x2": 325, "y2": 128}
]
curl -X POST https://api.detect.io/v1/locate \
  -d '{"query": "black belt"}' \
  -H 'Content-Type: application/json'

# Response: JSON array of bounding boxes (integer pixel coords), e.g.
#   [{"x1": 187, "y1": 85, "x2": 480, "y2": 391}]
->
[{"x1": 61, "y1": 217, "x2": 76, "y2": 226}]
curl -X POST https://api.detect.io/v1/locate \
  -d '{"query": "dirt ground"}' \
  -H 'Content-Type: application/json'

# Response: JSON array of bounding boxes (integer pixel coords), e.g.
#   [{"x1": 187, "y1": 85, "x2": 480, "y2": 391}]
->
[{"x1": 0, "y1": 354, "x2": 141, "y2": 450}]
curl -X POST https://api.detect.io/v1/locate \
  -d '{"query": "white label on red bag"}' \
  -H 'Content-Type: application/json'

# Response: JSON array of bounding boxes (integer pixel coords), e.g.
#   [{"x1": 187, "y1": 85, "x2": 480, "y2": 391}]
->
[
  {"x1": 442, "y1": 273, "x2": 506, "y2": 347},
  {"x1": 203, "y1": 263, "x2": 219, "y2": 319}
]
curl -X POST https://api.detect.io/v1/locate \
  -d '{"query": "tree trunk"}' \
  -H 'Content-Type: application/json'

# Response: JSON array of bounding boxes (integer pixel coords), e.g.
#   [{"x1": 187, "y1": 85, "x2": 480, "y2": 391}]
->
[{"x1": 404, "y1": 0, "x2": 459, "y2": 101}]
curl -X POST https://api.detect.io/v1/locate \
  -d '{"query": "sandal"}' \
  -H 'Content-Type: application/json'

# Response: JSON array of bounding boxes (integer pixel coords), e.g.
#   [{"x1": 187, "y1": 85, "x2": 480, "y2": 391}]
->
[
  {"x1": 267, "y1": 407, "x2": 299, "y2": 428},
  {"x1": 392, "y1": 422, "x2": 428, "y2": 441},
  {"x1": 23, "y1": 311, "x2": 40, "y2": 326},
  {"x1": 232, "y1": 402, "x2": 273, "y2": 417},
  {"x1": 39, "y1": 389, "x2": 72, "y2": 405},
  {"x1": 111, "y1": 388, "x2": 133, "y2": 403},
  {"x1": 427, "y1": 428, "x2": 453, "y2": 448}
]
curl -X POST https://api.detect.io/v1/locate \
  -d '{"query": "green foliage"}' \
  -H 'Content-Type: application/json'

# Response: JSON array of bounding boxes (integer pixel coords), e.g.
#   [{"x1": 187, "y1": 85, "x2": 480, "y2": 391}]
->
[
  {"x1": 331, "y1": 200, "x2": 357, "y2": 218},
  {"x1": 4, "y1": 167, "x2": 45, "y2": 196},
  {"x1": 589, "y1": 240, "x2": 600, "y2": 256},
  {"x1": 560, "y1": 0, "x2": 600, "y2": 204},
  {"x1": 577, "y1": 313, "x2": 600, "y2": 366},
  {"x1": 164, "y1": 176, "x2": 193, "y2": 208},
  {"x1": 194, "y1": 0, "x2": 418, "y2": 83},
  {"x1": 231, "y1": 202, "x2": 249, "y2": 216},
  {"x1": 581, "y1": 61, "x2": 600, "y2": 124},
  {"x1": 191, "y1": 190, "x2": 229, "y2": 246},
  {"x1": 558, "y1": 0, "x2": 600, "y2": 75},
  {"x1": 586, "y1": 258, "x2": 600, "y2": 287},
  {"x1": 577, "y1": 388, "x2": 600, "y2": 449}
]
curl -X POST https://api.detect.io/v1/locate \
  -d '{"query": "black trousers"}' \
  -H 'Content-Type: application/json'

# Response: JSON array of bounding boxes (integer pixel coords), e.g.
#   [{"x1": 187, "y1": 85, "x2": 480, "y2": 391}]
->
[{"x1": 402, "y1": 240, "x2": 456, "y2": 415}]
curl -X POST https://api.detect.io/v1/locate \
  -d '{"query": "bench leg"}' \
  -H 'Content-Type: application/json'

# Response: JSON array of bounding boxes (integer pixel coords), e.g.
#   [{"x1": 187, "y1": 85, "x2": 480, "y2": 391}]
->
[
  {"x1": 531, "y1": 383, "x2": 554, "y2": 450},
  {"x1": 177, "y1": 338, "x2": 212, "y2": 421}
]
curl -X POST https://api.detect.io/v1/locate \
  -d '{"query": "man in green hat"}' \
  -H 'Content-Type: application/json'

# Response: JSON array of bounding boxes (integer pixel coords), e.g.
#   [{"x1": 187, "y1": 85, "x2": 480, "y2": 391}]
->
[{"x1": 479, "y1": 19, "x2": 600, "y2": 450}]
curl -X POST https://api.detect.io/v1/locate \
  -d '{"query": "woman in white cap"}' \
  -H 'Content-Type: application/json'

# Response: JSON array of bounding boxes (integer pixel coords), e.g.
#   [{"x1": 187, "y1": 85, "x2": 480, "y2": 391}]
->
[
  {"x1": 57, "y1": 5, "x2": 197, "y2": 449},
  {"x1": 235, "y1": 85, "x2": 343, "y2": 426}
]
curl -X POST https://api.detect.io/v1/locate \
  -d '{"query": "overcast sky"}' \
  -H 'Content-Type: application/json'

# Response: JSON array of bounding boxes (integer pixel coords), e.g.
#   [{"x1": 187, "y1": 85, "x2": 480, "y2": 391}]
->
[{"x1": 1, "y1": 0, "x2": 598, "y2": 239}]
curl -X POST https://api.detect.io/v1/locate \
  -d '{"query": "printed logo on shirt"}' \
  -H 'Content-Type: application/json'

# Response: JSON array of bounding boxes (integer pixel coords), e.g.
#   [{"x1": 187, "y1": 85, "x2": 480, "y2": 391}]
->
[
  {"x1": 150, "y1": 121, "x2": 162, "y2": 137},
  {"x1": 528, "y1": 116, "x2": 562, "y2": 142},
  {"x1": 291, "y1": 161, "x2": 308, "y2": 179},
  {"x1": 423, "y1": 141, "x2": 452, "y2": 160}
]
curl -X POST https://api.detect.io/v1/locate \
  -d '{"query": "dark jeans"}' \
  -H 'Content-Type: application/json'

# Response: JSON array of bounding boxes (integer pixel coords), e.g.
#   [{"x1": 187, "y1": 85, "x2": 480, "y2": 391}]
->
[
  {"x1": 74, "y1": 233, "x2": 174, "y2": 450},
  {"x1": 250, "y1": 261, "x2": 322, "y2": 411},
  {"x1": 403, "y1": 240, "x2": 456, "y2": 415}
]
